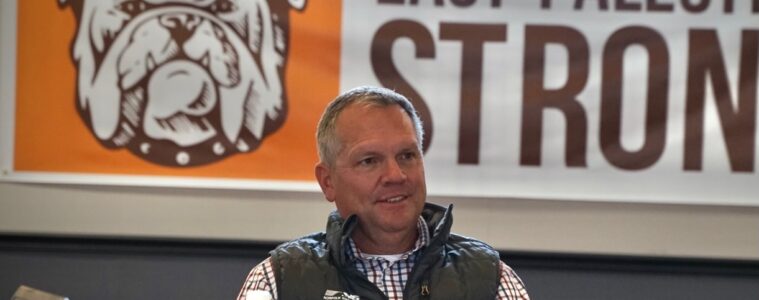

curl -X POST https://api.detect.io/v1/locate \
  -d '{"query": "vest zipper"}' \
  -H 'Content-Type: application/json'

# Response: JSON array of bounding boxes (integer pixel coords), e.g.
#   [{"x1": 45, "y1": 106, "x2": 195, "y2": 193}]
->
[{"x1": 420, "y1": 280, "x2": 430, "y2": 298}]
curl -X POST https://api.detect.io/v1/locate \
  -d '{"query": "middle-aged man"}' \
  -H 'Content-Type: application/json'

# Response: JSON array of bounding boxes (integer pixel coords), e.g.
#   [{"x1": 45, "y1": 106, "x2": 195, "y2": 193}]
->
[{"x1": 238, "y1": 86, "x2": 529, "y2": 300}]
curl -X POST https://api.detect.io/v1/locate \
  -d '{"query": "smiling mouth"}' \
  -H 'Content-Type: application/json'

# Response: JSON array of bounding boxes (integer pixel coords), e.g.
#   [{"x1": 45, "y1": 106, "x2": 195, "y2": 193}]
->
[{"x1": 379, "y1": 195, "x2": 407, "y2": 204}]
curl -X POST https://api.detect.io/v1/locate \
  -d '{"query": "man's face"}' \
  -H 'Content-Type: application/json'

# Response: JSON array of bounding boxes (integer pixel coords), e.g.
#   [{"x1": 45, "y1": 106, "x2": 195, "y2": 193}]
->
[{"x1": 317, "y1": 103, "x2": 426, "y2": 237}]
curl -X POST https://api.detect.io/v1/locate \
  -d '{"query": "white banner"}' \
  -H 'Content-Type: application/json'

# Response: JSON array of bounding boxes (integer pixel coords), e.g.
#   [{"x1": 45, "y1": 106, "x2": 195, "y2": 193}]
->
[{"x1": 341, "y1": 0, "x2": 759, "y2": 205}]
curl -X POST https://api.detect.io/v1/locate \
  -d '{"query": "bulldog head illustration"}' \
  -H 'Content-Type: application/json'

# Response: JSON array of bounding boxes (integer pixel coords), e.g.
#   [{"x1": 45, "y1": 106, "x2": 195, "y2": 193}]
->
[{"x1": 60, "y1": 0, "x2": 306, "y2": 166}]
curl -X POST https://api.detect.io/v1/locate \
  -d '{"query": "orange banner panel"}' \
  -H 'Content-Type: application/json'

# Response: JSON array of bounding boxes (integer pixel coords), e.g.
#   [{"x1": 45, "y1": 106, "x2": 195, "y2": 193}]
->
[{"x1": 14, "y1": 1, "x2": 340, "y2": 181}]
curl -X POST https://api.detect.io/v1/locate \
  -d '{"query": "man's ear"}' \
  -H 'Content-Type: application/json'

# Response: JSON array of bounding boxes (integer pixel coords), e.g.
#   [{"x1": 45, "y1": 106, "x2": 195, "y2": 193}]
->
[{"x1": 315, "y1": 162, "x2": 335, "y2": 202}]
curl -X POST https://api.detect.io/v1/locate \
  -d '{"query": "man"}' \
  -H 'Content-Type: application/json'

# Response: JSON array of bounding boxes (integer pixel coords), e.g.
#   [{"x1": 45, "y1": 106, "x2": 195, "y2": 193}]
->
[{"x1": 238, "y1": 86, "x2": 529, "y2": 300}]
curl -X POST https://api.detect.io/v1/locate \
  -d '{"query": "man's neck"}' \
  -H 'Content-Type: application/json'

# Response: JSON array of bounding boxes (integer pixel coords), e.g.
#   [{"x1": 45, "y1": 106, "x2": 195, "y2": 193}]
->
[{"x1": 352, "y1": 225, "x2": 418, "y2": 255}]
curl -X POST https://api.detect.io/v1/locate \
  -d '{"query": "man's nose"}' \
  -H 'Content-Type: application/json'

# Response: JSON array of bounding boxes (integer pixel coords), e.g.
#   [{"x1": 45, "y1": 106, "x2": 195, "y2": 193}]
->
[
  {"x1": 381, "y1": 160, "x2": 408, "y2": 184},
  {"x1": 159, "y1": 13, "x2": 201, "y2": 44}
]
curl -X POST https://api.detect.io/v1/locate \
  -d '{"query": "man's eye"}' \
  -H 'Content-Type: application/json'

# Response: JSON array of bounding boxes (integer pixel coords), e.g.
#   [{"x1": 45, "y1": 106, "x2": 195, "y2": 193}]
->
[
  {"x1": 399, "y1": 152, "x2": 417, "y2": 161},
  {"x1": 358, "y1": 157, "x2": 377, "y2": 166}
]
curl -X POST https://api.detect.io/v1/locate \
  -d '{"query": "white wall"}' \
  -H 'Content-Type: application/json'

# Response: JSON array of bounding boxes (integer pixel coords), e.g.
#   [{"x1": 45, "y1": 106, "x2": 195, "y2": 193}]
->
[{"x1": 1, "y1": 182, "x2": 758, "y2": 260}]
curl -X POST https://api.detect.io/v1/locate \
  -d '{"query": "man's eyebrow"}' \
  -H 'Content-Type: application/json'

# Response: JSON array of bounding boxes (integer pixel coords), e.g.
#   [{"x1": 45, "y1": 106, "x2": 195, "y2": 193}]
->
[
  {"x1": 401, "y1": 141, "x2": 421, "y2": 151},
  {"x1": 349, "y1": 147, "x2": 380, "y2": 157}
]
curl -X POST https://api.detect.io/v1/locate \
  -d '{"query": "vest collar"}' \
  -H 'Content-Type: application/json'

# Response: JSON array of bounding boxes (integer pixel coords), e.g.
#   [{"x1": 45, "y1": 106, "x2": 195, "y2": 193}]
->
[{"x1": 325, "y1": 203, "x2": 454, "y2": 267}]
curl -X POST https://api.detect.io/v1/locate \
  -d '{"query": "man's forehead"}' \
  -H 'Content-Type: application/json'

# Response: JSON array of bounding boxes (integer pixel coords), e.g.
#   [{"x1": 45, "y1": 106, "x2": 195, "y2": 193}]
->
[
  {"x1": 334, "y1": 104, "x2": 416, "y2": 146},
  {"x1": 334, "y1": 104, "x2": 411, "y2": 135},
  {"x1": 340, "y1": 101, "x2": 405, "y2": 118}
]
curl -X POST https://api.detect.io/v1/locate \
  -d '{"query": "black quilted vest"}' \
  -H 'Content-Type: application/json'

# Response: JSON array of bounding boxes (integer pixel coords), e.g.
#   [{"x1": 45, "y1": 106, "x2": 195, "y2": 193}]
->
[{"x1": 269, "y1": 203, "x2": 500, "y2": 300}]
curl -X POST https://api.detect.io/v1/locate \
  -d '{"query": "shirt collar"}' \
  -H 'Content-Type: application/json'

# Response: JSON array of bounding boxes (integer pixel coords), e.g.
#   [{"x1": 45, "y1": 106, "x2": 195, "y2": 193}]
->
[{"x1": 346, "y1": 216, "x2": 430, "y2": 261}]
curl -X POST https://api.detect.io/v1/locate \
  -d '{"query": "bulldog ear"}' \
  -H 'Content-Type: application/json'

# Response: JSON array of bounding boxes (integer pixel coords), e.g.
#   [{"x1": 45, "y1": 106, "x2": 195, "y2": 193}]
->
[
  {"x1": 58, "y1": 0, "x2": 84, "y2": 20},
  {"x1": 288, "y1": 0, "x2": 306, "y2": 10}
]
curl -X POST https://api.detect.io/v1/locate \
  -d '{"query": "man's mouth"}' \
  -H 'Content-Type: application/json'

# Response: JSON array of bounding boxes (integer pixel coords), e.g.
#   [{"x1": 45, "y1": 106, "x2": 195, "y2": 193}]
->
[{"x1": 378, "y1": 195, "x2": 408, "y2": 204}]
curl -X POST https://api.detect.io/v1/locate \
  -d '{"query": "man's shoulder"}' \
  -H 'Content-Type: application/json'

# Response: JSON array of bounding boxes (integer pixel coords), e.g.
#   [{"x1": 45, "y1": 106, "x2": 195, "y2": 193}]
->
[
  {"x1": 269, "y1": 232, "x2": 336, "y2": 275},
  {"x1": 446, "y1": 233, "x2": 499, "y2": 257},
  {"x1": 271, "y1": 232, "x2": 329, "y2": 257}
]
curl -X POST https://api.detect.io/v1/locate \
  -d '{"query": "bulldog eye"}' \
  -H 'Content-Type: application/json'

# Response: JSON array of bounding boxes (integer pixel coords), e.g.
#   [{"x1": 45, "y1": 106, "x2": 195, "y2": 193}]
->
[
  {"x1": 119, "y1": 0, "x2": 147, "y2": 17},
  {"x1": 210, "y1": 0, "x2": 236, "y2": 14}
]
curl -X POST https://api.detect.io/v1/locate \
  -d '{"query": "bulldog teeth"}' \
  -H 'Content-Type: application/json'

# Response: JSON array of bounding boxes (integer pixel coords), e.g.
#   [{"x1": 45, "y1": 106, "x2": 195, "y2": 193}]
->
[
  {"x1": 200, "y1": 53, "x2": 210, "y2": 68},
  {"x1": 146, "y1": 53, "x2": 157, "y2": 72}
]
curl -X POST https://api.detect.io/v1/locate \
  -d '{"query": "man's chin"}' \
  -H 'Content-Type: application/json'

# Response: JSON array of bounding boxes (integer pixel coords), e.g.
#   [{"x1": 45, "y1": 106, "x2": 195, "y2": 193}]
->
[{"x1": 372, "y1": 215, "x2": 419, "y2": 235}]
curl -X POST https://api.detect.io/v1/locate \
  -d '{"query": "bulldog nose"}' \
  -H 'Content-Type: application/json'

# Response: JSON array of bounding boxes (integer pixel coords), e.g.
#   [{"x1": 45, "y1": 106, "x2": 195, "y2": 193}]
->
[{"x1": 159, "y1": 13, "x2": 200, "y2": 44}]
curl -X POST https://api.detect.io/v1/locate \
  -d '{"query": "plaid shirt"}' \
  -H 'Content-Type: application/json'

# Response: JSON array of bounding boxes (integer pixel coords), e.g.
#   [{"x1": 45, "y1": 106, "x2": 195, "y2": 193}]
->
[{"x1": 237, "y1": 218, "x2": 529, "y2": 300}]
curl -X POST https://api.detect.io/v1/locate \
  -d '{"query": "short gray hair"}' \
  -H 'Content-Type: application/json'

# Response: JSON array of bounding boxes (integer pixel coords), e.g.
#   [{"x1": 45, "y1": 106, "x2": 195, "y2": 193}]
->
[{"x1": 316, "y1": 86, "x2": 424, "y2": 167}]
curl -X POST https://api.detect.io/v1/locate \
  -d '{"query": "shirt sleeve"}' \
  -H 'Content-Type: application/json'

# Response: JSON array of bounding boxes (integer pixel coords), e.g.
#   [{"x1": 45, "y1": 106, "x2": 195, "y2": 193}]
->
[
  {"x1": 237, "y1": 257, "x2": 278, "y2": 300},
  {"x1": 496, "y1": 261, "x2": 530, "y2": 300}
]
